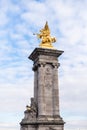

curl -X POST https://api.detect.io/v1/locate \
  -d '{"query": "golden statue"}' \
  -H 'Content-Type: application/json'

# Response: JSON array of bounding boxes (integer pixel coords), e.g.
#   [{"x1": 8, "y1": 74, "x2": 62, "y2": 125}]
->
[{"x1": 34, "y1": 21, "x2": 56, "y2": 49}]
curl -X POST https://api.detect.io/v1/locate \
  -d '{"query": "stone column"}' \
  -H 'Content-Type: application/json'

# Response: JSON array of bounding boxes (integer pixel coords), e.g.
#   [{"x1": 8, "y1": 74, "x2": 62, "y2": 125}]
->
[
  {"x1": 37, "y1": 63, "x2": 46, "y2": 116},
  {"x1": 20, "y1": 47, "x2": 65, "y2": 130},
  {"x1": 52, "y1": 63, "x2": 60, "y2": 117},
  {"x1": 29, "y1": 48, "x2": 64, "y2": 119}
]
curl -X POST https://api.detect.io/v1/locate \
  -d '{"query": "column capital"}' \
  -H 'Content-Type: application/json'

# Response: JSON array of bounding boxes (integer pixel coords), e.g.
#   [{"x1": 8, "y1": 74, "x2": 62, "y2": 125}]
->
[
  {"x1": 52, "y1": 63, "x2": 60, "y2": 68},
  {"x1": 32, "y1": 61, "x2": 46, "y2": 71}
]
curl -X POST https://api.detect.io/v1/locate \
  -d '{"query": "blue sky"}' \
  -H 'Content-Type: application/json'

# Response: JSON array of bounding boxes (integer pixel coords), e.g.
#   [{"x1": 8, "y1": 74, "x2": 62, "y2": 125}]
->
[{"x1": 0, "y1": 0, "x2": 87, "y2": 130}]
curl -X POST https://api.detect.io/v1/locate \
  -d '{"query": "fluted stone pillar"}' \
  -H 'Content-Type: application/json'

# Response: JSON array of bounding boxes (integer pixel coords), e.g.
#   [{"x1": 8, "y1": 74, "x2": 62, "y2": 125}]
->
[{"x1": 20, "y1": 47, "x2": 65, "y2": 130}]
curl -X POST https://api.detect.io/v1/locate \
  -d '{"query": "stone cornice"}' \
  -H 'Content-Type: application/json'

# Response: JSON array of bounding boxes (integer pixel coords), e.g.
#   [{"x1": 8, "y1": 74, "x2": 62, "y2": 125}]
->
[{"x1": 29, "y1": 48, "x2": 64, "y2": 62}]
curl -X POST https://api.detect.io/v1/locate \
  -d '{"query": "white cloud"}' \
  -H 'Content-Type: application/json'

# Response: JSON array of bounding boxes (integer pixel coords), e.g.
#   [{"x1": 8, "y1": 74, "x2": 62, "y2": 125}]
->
[
  {"x1": 0, "y1": 13, "x2": 9, "y2": 26},
  {"x1": 65, "y1": 119, "x2": 87, "y2": 130},
  {"x1": 0, "y1": 122, "x2": 19, "y2": 130}
]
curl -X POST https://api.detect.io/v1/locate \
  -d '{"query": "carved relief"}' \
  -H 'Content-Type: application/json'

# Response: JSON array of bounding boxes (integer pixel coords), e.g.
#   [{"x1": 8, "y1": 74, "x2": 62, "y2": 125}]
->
[{"x1": 44, "y1": 64, "x2": 53, "y2": 89}]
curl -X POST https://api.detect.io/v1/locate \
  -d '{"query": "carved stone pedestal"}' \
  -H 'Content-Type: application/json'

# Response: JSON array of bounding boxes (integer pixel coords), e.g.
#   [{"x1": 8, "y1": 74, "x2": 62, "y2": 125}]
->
[{"x1": 20, "y1": 48, "x2": 65, "y2": 130}]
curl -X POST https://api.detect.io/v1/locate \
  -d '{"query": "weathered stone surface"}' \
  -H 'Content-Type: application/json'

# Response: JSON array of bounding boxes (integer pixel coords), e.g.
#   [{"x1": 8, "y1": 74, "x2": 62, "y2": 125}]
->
[{"x1": 20, "y1": 48, "x2": 65, "y2": 130}]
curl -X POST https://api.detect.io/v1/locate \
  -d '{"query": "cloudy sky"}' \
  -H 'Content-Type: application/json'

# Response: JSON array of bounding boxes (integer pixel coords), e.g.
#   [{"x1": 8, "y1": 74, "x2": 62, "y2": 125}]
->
[{"x1": 0, "y1": 0, "x2": 87, "y2": 130}]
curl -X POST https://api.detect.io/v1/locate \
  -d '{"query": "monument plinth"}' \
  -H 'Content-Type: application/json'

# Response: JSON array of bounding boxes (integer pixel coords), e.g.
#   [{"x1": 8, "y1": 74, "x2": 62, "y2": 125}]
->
[{"x1": 20, "y1": 22, "x2": 65, "y2": 130}]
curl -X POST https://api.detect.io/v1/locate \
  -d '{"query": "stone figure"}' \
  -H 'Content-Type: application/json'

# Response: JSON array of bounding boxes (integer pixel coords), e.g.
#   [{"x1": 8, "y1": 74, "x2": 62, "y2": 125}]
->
[{"x1": 24, "y1": 98, "x2": 37, "y2": 121}]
